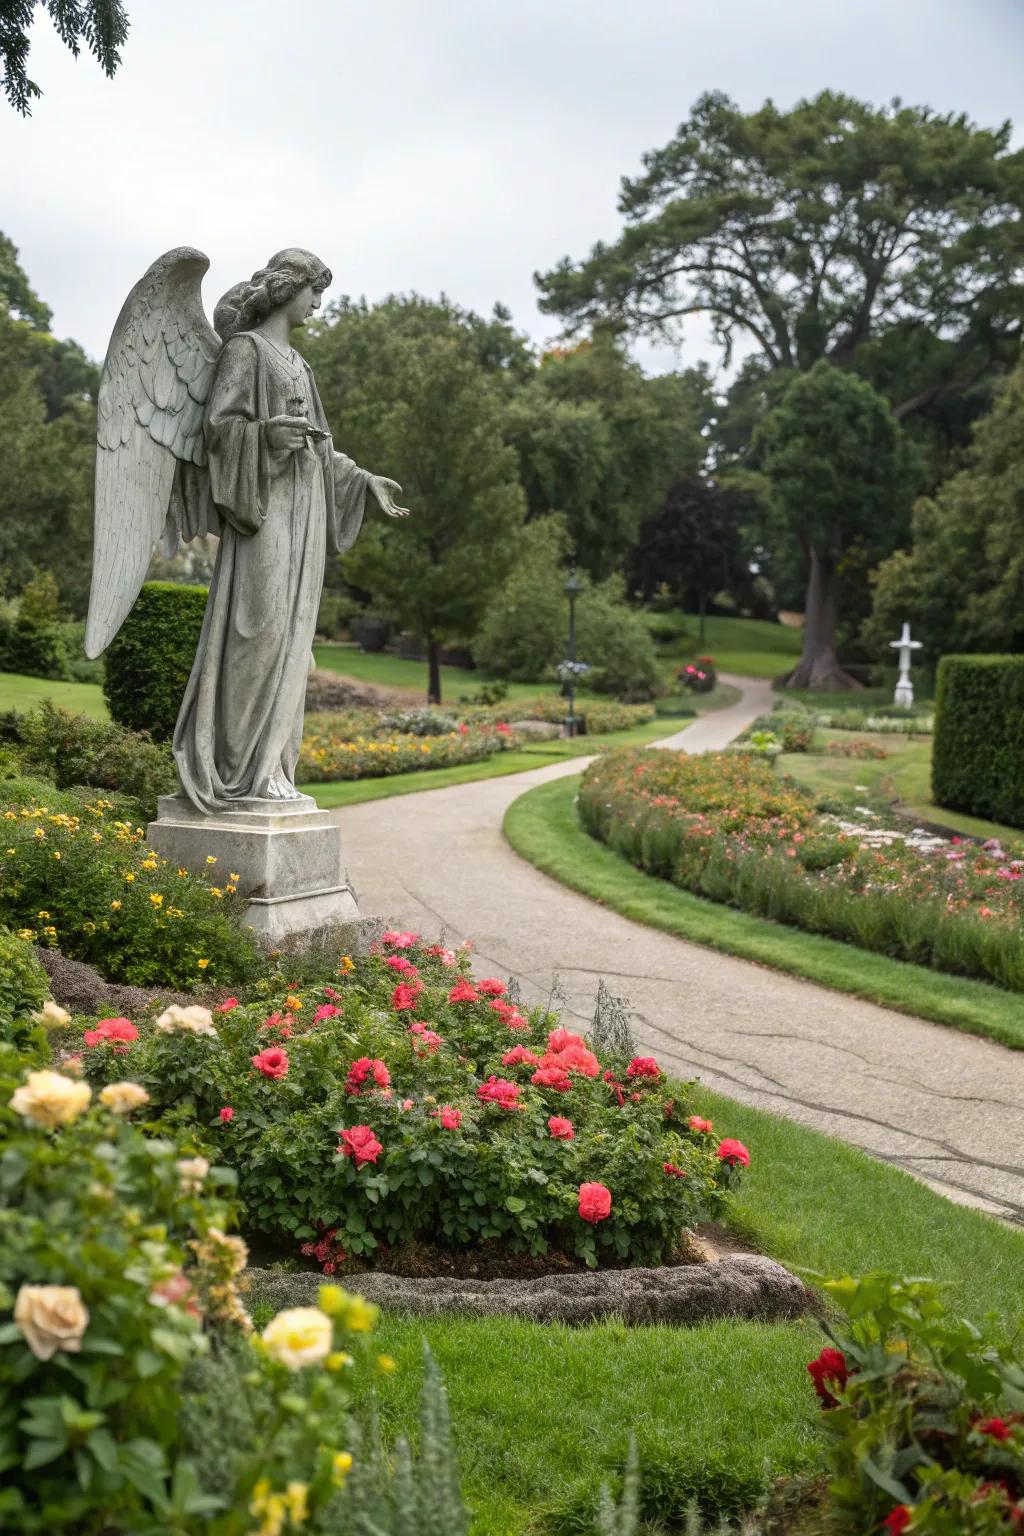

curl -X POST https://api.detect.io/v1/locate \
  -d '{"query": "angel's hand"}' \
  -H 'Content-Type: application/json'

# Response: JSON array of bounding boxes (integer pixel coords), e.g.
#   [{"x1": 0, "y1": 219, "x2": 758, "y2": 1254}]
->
[
  {"x1": 266, "y1": 415, "x2": 311, "y2": 452},
  {"x1": 368, "y1": 474, "x2": 410, "y2": 519}
]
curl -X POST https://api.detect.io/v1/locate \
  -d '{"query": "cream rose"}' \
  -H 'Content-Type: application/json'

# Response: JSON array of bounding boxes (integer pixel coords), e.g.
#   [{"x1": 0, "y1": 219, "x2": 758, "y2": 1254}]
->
[
  {"x1": 99, "y1": 1081, "x2": 150, "y2": 1114},
  {"x1": 261, "y1": 1306, "x2": 333, "y2": 1369},
  {"x1": 31, "y1": 999, "x2": 71, "y2": 1029},
  {"x1": 155, "y1": 1004, "x2": 217, "y2": 1037},
  {"x1": 176, "y1": 1155, "x2": 210, "y2": 1193},
  {"x1": 14, "y1": 1284, "x2": 90, "y2": 1360},
  {"x1": 10, "y1": 1070, "x2": 92, "y2": 1128}
]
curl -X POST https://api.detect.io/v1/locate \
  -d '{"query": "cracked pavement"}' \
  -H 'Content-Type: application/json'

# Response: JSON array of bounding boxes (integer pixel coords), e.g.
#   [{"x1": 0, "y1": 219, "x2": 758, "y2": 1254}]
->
[{"x1": 331, "y1": 676, "x2": 1024, "y2": 1223}]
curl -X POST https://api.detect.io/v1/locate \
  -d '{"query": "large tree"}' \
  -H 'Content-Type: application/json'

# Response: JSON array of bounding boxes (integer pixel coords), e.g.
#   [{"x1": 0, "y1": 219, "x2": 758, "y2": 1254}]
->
[
  {"x1": 2, "y1": 0, "x2": 128, "y2": 113},
  {"x1": 537, "y1": 91, "x2": 1024, "y2": 418},
  {"x1": 753, "y1": 361, "x2": 909, "y2": 690},
  {"x1": 628, "y1": 475, "x2": 750, "y2": 637},
  {"x1": 302, "y1": 297, "x2": 526, "y2": 704}
]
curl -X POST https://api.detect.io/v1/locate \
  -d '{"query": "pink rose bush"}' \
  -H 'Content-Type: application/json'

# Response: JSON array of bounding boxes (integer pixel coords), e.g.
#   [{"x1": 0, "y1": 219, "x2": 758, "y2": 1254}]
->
[{"x1": 76, "y1": 939, "x2": 747, "y2": 1270}]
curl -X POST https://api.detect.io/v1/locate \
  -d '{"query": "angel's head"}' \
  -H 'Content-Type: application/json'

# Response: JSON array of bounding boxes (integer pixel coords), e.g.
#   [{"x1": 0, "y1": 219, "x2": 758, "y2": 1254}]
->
[{"x1": 213, "y1": 248, "x2": 332, "y2": 340}]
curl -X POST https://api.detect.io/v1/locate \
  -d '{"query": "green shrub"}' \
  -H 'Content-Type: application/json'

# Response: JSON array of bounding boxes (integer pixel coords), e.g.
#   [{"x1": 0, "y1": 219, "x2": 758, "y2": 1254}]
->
[
  {"x1": 1, "y1": 1041, "x2": 415, "y2": 1534},
  {"x1": 472, "y1": 517, "x2": 569, "y2": 681},
  {"x1": 932, "y1": 654, "x2": 1024, "y2": 828},
  {"x1": 809, "y1": 1272, "x2": 1024, "y2": 1533},
  {"x1": 0, "y1": 618, "x2": 71, "y2": 680},
  {"x1": 8, "y1": 703, "x2": 176, "y2": 820},
  {"x1": 103, "y1": 581, "x2": 208, "y2": 740},
  {"x1": 576, "y1": 578, "x2": 663, "y2": 700},
  {"x1": 465, "y1": 696, "x2": 655, "y2": 734},
  {"x1": 80, "y1": 939, "x2": 744, "y2": 1268},
  {"x1": 0, "y1": 789, "x2": 261, "y2": 988},
  {"x1": 0, "y1": 926, "x2": 48, "y2": 1043}
]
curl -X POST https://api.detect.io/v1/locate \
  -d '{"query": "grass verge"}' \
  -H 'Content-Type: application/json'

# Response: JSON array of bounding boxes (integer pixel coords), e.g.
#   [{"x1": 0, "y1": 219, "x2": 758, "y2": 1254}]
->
[
  {"x1": 503, "y1": 774, "x2": 1024, "y2": 1050},
  {"x1": 0, "y1": 671, "x2": 108, "y2": 719}
]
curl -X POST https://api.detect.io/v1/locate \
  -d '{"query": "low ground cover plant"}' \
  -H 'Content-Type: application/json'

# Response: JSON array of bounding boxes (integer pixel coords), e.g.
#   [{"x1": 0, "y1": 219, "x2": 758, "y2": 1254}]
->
[
  {"x1": 0, "y1": 791, "x2": 260, "y2": 987},
  {"x1": 579, "y1": 749, "x2": 1024, "y2": 990},
  {"x1": 77, "y1": 934, "x2": 747, "y2": 1269},
  {"x1": 806, "y1": 1271, "x2": 1024, "y2": 1533},
  {"x1": 0, "y1": 1039, "x2": 467, "y2": 1534}
]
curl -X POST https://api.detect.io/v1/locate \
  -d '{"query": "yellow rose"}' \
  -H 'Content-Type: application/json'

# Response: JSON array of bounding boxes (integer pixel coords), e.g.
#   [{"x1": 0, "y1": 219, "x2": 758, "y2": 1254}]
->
[
  {"x1": 14, "y1": 1284, "x2": 89, "y2": 1360},
  {"x1": 99, "y1": 1081, "x2": 150, "y2": 1114},
  {"x1": 31, "y1": 1000, "x2": 71, "y2": 1029},
  {"x1": 284, "y1": 1482, "x2": 309, "y2": 1525},
  {"x1": 376, "y1": 1353, "x2": 397, "y2": 1374},
  {"x1": 260, "y1": 1306, "x2": 333, "y2": 1369},
  {"x1": 325, "y1": 1350, "x2": 352, "y2": 1372},
  {"x1": 331, "y1": 1451, "x2": 353, "y2": 1488},
  {"x1": 155, "y1": 1004, "x2": 217, "y2": 1037},
  {"x1": 10, "y1": 1070, "x2": 92, "y2": 1128}
]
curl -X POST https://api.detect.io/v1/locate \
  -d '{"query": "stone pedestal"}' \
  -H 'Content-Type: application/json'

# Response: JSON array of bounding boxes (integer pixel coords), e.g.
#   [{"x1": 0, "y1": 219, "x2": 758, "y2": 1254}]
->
[{"x1": 147, "y1": 795, "x2": 359, "y2": 944}]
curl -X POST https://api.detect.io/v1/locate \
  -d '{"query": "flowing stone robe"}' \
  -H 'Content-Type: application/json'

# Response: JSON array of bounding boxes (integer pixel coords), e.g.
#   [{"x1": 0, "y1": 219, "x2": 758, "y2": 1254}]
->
[{"x1": 173, "y1": 331, "x2": 369, "y2": 813}]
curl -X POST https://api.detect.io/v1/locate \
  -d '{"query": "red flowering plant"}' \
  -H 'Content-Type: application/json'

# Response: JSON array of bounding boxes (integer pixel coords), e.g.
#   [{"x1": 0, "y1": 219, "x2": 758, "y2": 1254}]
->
[
  {"x1": 579, "y1": 748, "x2": 1024, "y2": 992},
  {"x1": 808, "y1": 1271, "x2": 1024, "y2": 1534},
  {"x1": 77, "y1": 941, "x2": 747, "y2": 1271}
]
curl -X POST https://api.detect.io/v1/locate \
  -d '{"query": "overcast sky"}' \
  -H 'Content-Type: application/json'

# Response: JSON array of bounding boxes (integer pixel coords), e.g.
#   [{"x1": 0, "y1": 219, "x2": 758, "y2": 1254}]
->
[{"x1": 2, "y1": 0, "x2": 1022, "y2": 375}]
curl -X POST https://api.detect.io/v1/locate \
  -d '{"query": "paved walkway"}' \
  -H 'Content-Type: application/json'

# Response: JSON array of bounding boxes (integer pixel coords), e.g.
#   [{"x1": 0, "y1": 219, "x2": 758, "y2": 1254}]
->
[{"x1": 332, "y1": 677, "x2": 1024, "y2": 1222}]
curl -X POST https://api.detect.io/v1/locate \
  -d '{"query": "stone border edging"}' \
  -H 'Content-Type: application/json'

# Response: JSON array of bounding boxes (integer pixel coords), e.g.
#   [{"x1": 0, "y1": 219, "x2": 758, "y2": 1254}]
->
[{"x1": 245, "y1": 1253, "x2": 817, "y2": 1327}]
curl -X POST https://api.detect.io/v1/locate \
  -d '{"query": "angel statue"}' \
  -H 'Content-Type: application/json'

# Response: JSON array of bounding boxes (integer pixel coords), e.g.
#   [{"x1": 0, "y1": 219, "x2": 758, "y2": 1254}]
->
[{"x1": 86, "y1": 247, "x2": 408, "y2": 815}]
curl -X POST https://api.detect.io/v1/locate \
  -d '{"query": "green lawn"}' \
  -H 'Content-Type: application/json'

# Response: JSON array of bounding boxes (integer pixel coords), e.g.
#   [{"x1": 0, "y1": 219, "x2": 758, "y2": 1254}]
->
[
  {"x1": 0, "y1": 671, "x2": 109, "y2": 720},
  {"x1": 313, "y1": 644, "x2": 555, "y2": 703},
  {"x1": 781, "y1": 733, "x2": 1024, "y2": 846},
  {"x1": 646, "y1": 613, "x2": 804, "y2": 681},
  {"x1": 503, "y1": 774, "x2": 1024, "y2": 1049}
]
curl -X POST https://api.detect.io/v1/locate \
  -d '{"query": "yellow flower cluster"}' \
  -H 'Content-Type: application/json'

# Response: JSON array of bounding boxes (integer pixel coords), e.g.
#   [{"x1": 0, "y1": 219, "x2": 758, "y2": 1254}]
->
[{"x1": 249, "y1": 1477, "x2": 310, "y2": 1535}]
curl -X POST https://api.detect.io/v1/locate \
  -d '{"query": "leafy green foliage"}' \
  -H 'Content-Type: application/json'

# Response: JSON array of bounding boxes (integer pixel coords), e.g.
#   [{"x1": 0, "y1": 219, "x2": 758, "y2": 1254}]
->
[
  {"x1": 1, "y1": 2, "x2": 129, "y2": 115},
  {"x1": 0, "y1": 925, "x2": 47, "y2": 1042},
  {"x1": 0, "y1": 788, "x2": 261, "y2": 987},
  {"x1": 103, "y1": 581, "x2": 207, "y2": 741},
  {"x1": 298, "y1": 716, "x2": 514, "y2": 784},
  {"x1": 3, "y1": 703, "x2": 176, "y2": 820},
  {"x1": 811, "y1": 1272, "x2": 1024, "y2": 1533},
  {"x1": 932, "y1": 655, "x2": 1024, "y2": 829},
  {"x1": 79, "y1": 939, "x2": 741, "y2": 1268}
]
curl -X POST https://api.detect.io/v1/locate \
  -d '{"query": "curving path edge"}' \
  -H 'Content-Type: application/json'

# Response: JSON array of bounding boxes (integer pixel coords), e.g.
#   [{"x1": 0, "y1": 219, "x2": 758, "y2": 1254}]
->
[{"x1": 331, "y1": 676, "x2": 1024, "y2": 1223}]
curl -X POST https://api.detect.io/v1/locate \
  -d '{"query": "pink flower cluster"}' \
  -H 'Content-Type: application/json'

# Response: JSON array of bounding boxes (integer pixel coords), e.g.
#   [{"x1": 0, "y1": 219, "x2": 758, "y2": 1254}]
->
[
  {"x1": 83, "y1": 1017, "x2": 138, "y2": 1050},
  {"x1": 346, "y1": 1056, "x2": 391, "y2": 1095}
]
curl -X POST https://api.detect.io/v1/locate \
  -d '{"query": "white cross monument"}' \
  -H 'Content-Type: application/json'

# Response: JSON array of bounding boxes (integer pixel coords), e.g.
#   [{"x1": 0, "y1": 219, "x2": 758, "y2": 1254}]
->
[{"x1": 890, "y1": 621, "x2": 922, "y2": 708}]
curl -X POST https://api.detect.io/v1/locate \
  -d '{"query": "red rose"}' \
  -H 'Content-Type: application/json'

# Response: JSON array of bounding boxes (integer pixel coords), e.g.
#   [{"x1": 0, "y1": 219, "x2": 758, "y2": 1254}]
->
[
  {"x1": 546, "y1": 1043, "x2": 600, "y2": 1078},
  {"x1": 578, "y1": 1182, "x2": 612, "y2": 1223},
  {"x1": 339, "y1": 1124, "x2": 383, "y2": 1166},
  {"x1": 807, "y1": 1347, "x2": 848, "y2": 1406},
  {"x1": 688, "y1": 1115, "x2": 713, "y2": 1133},
  {"x1": 252, "y1": 1046, "x2": 289, "y2": 1079},
  {"x1": 216, "y1": 997, "x2": 240, "y2": 1013},
  {"x1": 448, "y1": 980, "x2": 480, "y2": 1004},
  {"x1": 531, "y1": 1065, "x2": 572, "y2": 1092},
  {"x1": 84, "y1": 1017, "x2": 138, "y2": 1047},
  {"x1": 391, "y1": 982, "x2": 423, "y2": 1011},
  {"x1": 626, "y1": 1056, "x2": 661, "y2": 1080},
  {"x1": 716, "y1": 1138, "x2": 750, "y2": 1167},
  {"x1": 385, "y1": 954, "x2": 418, "y2": 974},
  {"x1": 882, "y1": 1509, "x2": 912, "y2": 1535},
  {"x1": 381, "y1": 929, "x2": 418, "y2": 948},
  {"x1": 548, "y1": 1116, "x2": 574, "y2": 1140},
  {"x1": 312, "y1": 1003, "x2": 341, "y2": 1023},
  {"x1": 502, "y1": 1045, "x2": 540, "y2": 1067},
  {"x1": 219, "y1": 1106, "x2": 234, "y2": 1123},
  {"x1": 345, "y1": 1057, "x2": 391, "y2": 1094},
  {"x1": 478, "y1": 978, "x2": 506, "y2": 996},
  {"x1": 439, "y1": 1106, "x2": 462, "y2": 1129},
  {"x1": 976, "y1": 1417, "x2": 1012, "y2": 1441},
  {"x1": 476, "y1": 1076, "x2": 523, "y2": 1111},
  {"x1": 547, "y1": 1027, "x2": 584, "y2": 1053},
  {"x1": 663, "y1": 1162, "x2": 686, "y2": 1177}
]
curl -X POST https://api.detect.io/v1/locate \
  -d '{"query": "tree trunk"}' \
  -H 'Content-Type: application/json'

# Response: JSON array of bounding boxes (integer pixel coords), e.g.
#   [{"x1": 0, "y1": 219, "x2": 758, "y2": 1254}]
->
[
  {"x1": 427, "y1": 638, "x2": 442, "y2": 705},
  {"x1": 784, "y1": 548, "x2": 862, "y2": 691}
]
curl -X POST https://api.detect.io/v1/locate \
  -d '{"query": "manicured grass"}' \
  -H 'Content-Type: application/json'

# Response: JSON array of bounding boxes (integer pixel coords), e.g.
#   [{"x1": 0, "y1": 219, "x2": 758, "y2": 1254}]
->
[
  {"x1": 503, "y1": 774, "x2": 1024, "y2": 1049},
  {"x1": 313, "y1": 643, "x2": 557, "y2": 703},
  {"x1": 655, "y1": 613, "x2": 803, "y2": 680},
  {"x1": 781, "y1": 735, "x2": 1024, "y2": 846},
  {"x1": 0, "y1": 671, "x2": 109, "y2": 720}
]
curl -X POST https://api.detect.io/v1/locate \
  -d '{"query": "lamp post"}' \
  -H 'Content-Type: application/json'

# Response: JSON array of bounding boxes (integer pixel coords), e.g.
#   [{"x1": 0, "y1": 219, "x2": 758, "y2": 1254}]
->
[
  {"x1": 889, "y1": 621, "x2": 922, "y2": 708},
  {"x1": 564, "y1": 563, "x2": 584, "y2": 737}
]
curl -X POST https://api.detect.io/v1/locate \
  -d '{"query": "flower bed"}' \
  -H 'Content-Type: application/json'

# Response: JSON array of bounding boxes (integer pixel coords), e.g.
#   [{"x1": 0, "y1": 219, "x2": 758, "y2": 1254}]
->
[
  {"x1": 77, "y1": 934, "x2": 748, "y2": 1270},
  {"x1": 298, "y1": 717, "x2": 515, "y2": 783},
  {"x1": 464, "y1": 695, "x2": 656, "y2": 734},
  {"x1": 579, "y1": 749, "x2": 1024, "y2": 991},
  {"x1": 0, "y1": 791, "x2": 260, "y2": 987}
]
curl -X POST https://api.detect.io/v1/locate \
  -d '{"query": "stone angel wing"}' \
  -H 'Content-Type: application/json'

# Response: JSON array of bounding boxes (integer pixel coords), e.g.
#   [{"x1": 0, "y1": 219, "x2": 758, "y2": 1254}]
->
[{"x1": 85, "y1": 247, "x2": 222, "y2": 658}]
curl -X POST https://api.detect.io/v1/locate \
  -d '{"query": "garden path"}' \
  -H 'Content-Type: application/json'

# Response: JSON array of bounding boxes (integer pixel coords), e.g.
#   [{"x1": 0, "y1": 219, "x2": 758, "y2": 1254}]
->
[{"x1": 332, "y1": 676, "x2": 1024, "y2": 1223}]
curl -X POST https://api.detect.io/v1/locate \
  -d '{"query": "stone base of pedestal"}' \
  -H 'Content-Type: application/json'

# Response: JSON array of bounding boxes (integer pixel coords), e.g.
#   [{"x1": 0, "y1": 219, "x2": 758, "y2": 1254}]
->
[{"x1": 147, "y1": 795, "x2": 359, "y2": 945}]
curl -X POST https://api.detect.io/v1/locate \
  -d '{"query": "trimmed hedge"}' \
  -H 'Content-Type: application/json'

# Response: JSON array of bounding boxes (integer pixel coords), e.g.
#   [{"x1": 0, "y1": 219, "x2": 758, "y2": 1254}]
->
[
  {"x1": 932, "y1": 655, "x2": 1024, "y2": 829},
  {"x1": 103, "y1": 581, "x2": 208, "y2": 740}
]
